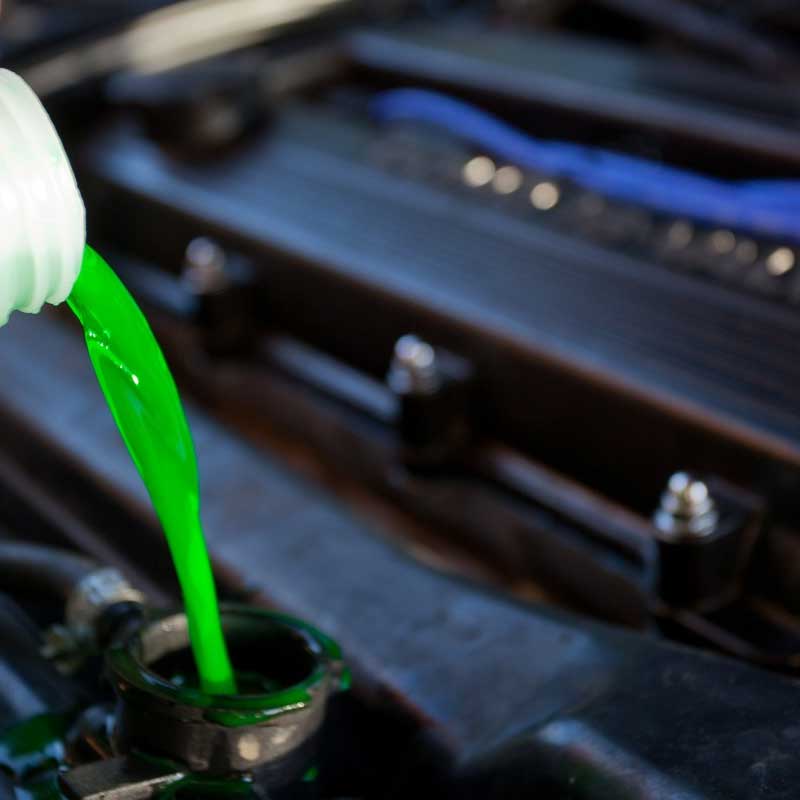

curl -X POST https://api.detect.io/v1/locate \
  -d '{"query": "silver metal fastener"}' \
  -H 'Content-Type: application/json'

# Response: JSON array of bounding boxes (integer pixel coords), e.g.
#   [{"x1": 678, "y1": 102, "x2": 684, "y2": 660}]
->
[
  {"x1": 183, "y1": 236, "x2": 228, "y2": 294},
  {"x1": 387, "y1": 334, "x2": 441, "y2": 395},
  {"x1": 654, "y1": 471, "x2": 719, "y2": 540}
]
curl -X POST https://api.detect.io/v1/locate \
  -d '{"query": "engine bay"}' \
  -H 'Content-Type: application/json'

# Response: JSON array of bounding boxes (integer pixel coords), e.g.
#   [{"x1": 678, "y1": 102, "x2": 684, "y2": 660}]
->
[{"x1": 3, "y1": 2, "x2": 800, "y2": 797}]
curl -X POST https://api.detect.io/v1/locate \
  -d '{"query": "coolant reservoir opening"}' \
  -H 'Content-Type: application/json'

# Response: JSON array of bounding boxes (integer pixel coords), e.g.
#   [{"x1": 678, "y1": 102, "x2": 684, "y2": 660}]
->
[
  {"x1": 109, "y1": 605, "x2": 342, "y2": 706},
  {"x1": 107, "y1": 607, "x2": 344, "y2": 784},
  {"x1": 0, "y1": 68, "x2": 85, "y2": 322},
  {"x1": 140, "y1": 609, "x2": 324, "y2": 698}
]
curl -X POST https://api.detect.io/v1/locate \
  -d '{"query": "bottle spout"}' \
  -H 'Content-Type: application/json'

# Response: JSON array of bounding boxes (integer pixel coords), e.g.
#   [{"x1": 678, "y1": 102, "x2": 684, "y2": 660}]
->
[{"x1": 0, "y1": 69, "x2": 85, "y2": 325}]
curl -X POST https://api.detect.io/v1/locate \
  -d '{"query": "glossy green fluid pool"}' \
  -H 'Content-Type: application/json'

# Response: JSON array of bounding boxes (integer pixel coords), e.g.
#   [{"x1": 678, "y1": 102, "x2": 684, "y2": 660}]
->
[{"x1": 67, "y1": 245, "x2": 236, "y2": 695}]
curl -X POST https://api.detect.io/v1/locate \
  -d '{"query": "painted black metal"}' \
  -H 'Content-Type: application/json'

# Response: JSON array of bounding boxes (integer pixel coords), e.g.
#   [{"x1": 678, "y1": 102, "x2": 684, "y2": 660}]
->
[
  {"x1": 77, "y1": 102, "x2": 800, "y2": 524},
  {"x1": 4, "y1": 11, "x2": 800, "y2": 796},
  {"x1": 0, "y1": 314, "x2": 798, "y2": 797},
  {"x1": 391, "y1": 346, "x2": 473, "y2": 466},
  {"x1": 187, "y1": 251, "x2": 258, "y2": 358},
  {"x1": 106, "y1": 56, "x2": 272, "y2": 155},
  {"x1": 656, "y1": 480, "x2": 765, "y2": 611}
]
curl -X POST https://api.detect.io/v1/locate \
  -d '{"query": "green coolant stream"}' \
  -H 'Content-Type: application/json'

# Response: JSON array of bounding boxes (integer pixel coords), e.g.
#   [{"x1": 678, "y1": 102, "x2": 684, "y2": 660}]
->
[{"x1": 67, "y1": 245, "x2": 236, "y2": 695}]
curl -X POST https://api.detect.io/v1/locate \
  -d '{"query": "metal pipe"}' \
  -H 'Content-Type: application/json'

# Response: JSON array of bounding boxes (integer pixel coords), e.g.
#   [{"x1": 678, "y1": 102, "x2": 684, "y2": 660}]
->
[
  {"x1": 20, "y1": 0, "x2": 356, "y2": 96},
  {"x1": 0, "y1": 540, "x2": 97, "y2": 601}
]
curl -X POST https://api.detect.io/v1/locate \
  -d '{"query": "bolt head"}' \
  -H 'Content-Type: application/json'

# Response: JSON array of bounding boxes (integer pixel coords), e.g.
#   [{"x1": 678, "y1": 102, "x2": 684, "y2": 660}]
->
[
  {"x1": 183, "y1": 237, "x2": 228, "y2": 294},
  {"x1": 667, "y1": 471, "x2": 710, "y2": 510},
  {"x1": 654, "y1": 471, "x2": 718, "y2": 540},
  {"x1": 388, "y1": 334, "x2": 441, "y2": 395},
  {"x1": 394, "y1": 334, "x2": 435, "y2": 370}
]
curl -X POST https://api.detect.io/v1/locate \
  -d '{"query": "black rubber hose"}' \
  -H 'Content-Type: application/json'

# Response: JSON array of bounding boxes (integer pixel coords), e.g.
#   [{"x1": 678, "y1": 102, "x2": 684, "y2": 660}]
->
[{"x1": 0, "y1": 540, "x2": 98, "y2": 602}]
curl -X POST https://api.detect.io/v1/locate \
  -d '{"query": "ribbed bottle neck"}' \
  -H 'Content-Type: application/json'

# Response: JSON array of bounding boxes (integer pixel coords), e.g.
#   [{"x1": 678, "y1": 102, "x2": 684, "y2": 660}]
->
[{"x1": 0, "y1": 69, "x2": 85, "y2": 325}]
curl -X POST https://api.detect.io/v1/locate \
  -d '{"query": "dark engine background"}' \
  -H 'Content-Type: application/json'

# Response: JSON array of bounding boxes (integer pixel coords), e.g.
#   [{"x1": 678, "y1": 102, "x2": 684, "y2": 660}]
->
[{"x1": 4, "y1": 1, "x2": 800, "y2": 798}]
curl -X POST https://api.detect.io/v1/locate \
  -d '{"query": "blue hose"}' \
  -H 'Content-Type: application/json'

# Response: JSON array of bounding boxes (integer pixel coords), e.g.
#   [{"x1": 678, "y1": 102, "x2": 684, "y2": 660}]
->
[{"x1": 370, "y1": 89, "x2": 800, "y2": 243}]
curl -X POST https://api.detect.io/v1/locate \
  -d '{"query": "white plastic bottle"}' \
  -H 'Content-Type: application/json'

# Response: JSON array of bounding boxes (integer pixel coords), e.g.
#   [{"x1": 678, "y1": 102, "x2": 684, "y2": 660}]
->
[{"x1": 0, "y1": 69, "x2": 85, "y2": 326}]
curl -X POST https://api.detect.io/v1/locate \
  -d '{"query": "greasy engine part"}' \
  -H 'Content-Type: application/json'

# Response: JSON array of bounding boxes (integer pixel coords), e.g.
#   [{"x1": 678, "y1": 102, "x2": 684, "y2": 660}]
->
[
  {"x1": 5, "y1": 4, "x2": 800, "y2": 799},
  {"x1": 0, "y1": 543, "x2": 345, "y2": 799},
  {"x1": 106, "y1": 607, "x2": 344, "y2": 785},
  {"x1": 74, "y1": 24, "x2": 800, "y2": 526},
  {"x1": 0, "y1": 312, "x2": 798, "y2": 798},
  {"x1": 64, "y1": 19, "x2": 800, "y2": 665}
]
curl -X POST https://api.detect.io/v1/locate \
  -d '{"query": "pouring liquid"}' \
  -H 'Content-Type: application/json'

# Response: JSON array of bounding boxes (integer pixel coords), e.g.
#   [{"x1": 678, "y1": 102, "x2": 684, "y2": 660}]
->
[{"x1": 67, "y1": 245, "x2": 236, "y2": 695}]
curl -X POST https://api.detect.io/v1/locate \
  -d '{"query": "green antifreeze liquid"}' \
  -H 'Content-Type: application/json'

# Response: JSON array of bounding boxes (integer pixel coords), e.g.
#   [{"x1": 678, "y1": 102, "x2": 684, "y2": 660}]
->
[{"x1": 67, "y1": 245, "x2": 236, "y2": 695}]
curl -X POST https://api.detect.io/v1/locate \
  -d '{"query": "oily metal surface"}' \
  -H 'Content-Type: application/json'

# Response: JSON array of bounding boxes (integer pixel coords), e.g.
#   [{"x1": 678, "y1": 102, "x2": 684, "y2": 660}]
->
[
  {"x1": 0, "y1": 313, "x2": 799, "y2": 797},
  {"x1": 80, "y1": 110, "x2": 800, "y2": 519}
]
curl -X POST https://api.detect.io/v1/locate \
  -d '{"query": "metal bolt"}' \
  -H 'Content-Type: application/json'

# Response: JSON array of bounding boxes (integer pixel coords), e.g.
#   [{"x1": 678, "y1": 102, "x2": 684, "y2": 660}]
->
[
  {"x1": 183, "y1": 237, "x2": 228, "y2": 294},
  {"x1": 654, "y1": 471, "x2": 718, "y2": 540},
  {"x1": 47, "y1": 568, "x2": 146, "y2": 672},
  {"x1": 387, "y1": 334, "x2": 441, "y2": 395},
  {"x1": 66, "y1": 568, "x2": 146, "y2": 636}
]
